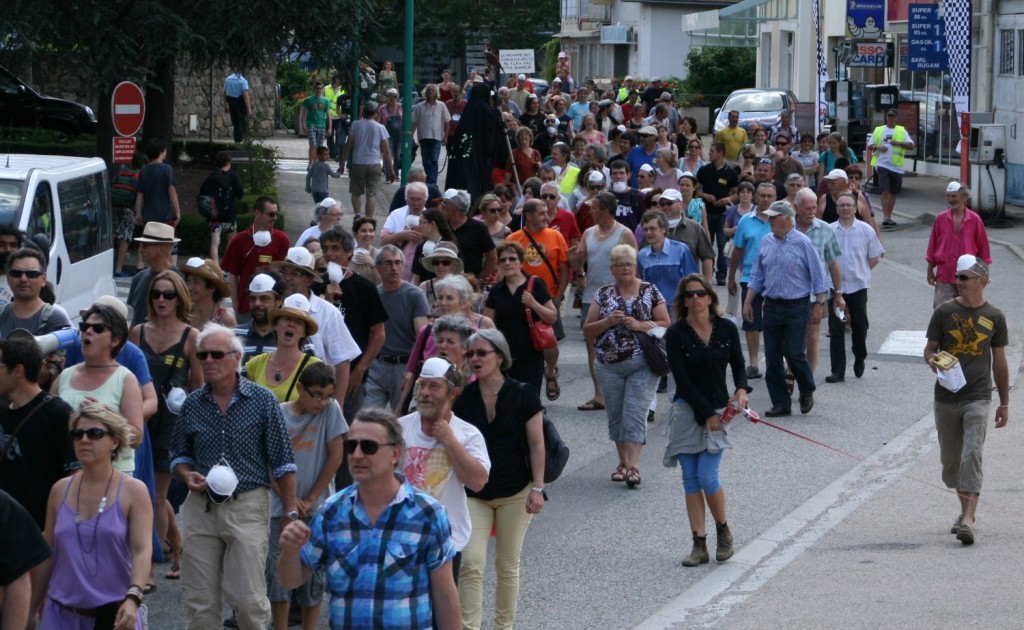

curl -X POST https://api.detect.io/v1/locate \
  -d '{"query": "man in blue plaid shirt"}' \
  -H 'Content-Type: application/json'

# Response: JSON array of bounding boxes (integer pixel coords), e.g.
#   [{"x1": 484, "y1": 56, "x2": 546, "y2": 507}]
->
[{"x1": 277, "y1": 408, "x2": 460, "y2": 629}]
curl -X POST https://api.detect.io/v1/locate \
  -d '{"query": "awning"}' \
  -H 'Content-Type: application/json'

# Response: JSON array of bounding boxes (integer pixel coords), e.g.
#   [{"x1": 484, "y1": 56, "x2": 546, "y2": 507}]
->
[
  {"x1": 554, "y1": 29, "x2": 600, "y2": 40},
  {"x1": 683, "y1": 0, "x2": 799, "y2": 47}
]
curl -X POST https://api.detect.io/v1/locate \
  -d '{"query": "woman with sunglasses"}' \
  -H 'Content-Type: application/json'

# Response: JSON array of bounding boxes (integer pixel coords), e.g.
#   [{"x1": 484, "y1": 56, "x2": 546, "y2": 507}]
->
[
  {"x1": 680, "y1": 138, "x2": 705, "y2": 175},
  {"x1": 129, "y1": 271, "x2": 202, "y2": 581},
  {"x1": 483, "y1": 242, "x2": 556, "y2": 393},
  {"x1": 783, "y1": 173, "x2": 805, "y2": 206},
  {"x1": 664, "y1": 273, "x2": 748, "y2": 567},
  {"x1": 736, "y1": 147, "x2": 757, "y2": 182},
  {"x1": 453, "y1": 328, "x2": 545, "y2": 630},
  {"x1": 583, "y1": 244, "x2": 671, "y2": 488},
  {"x1": 676, "y1": 116, "x2": 700, "y2": 155},
  {"x1": 416, "y1": 241, "x2": 463, "y2": 312},
  {"x1": 246, "y1": 294, "x2": 323, "y2": 403},
  {"x1": 31, "y1": 404, "x2": 153, "y2": 630},
  {"x1": 474, "y1": 194, "x2": 512, "y2": 245},
  {"x1": 182, "y1": 257, "x2": 237, "y2": 331},
  {"x1": 410, "y1": 208, "x2": 458, "y2": 285},
  {"x1": 349, "y1": 216, "x2": 380, "y2": 284}
]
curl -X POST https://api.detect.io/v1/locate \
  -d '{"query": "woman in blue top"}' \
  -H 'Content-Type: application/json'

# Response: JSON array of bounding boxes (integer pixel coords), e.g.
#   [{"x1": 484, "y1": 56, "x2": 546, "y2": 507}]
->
[{"x1": 816, "y1": 132, "x2": 858, "y2": 192}]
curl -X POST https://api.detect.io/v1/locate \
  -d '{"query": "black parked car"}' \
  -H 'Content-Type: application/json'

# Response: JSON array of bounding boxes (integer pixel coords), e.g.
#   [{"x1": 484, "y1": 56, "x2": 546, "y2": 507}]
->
[{"x1": 0, "y1": 65, "x2": 97, "y2": 136}]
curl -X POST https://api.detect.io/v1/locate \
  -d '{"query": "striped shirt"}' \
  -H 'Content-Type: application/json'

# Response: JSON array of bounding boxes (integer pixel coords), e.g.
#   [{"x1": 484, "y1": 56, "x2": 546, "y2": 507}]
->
[
  {"x1": 301, "y1": 475, "x2": 455, "y2": 629},
  {"x1": 747, "y1": 227, "x2": 827, "y2": 300}
]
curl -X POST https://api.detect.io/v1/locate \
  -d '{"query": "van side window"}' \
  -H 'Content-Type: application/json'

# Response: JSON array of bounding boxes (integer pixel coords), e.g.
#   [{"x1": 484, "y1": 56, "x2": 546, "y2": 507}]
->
[
  {"x1": 29, "y1": 182, "x2": 54, "y2": 244},
  {"x1": 57, "y1": 172, "x2": 112, "y2": 263}
]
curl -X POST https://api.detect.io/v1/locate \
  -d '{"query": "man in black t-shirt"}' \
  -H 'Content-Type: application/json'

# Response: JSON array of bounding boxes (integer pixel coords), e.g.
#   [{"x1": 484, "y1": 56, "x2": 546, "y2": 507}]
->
[
  {"x1": 697, "y1": 142, "x2": 740, "y2": 285},
  {"x1": 0, "y1": 489, "x2": 52, "y2": 628},
  {"x1": 442, "y1": 189, "x2": 497, "y2": 282},
  {"x1": 0, "y1": 335, "x2": 74, "y2": 528}
]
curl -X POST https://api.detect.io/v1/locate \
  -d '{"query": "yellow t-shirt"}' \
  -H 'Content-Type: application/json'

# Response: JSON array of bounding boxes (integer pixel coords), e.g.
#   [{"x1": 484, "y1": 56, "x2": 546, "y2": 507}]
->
[
  {"x1": 715, "y1": 126, "x2": 750, "y2": 162},
  {"x1": 245, "y1": 353, "x2": 323, "y2": 402}
]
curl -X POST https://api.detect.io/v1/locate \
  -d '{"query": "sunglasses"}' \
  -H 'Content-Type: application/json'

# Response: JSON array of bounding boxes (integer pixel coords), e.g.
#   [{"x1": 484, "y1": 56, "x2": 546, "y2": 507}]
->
[
  {"x1": 150, "y1": 289, "x2": 178, "y2": 301},
  {"x1": 486, "y1": 206, "x2": 501, "y2": 213},
  {"x1": 955, "y1": 274, "x2": 977, "y2": 282},
  {"x1": 683, "y1": 289, "x2": 709, "y2": 298},
  {"x1": 466, "y1": 349, "x2": 495, "y2": 358},
  {"x1": 79, "y1": 321, "x2": 110, "y2": 334},
  {"x1": 540, "y1": 194, "x2": 559, "y2": 200},
  {"x1": 196, "y1": 350, "x2": 238, "y2": 361},
  {"x1": 72, "y1": 428, "x2": 109, "y2": 441},
  {"x1": 8, "y1": 269, "x2": 44, "y2": 279},
  {"x1": 499, "y1": 256, "x2": 520, "y2": 263},
  {"x1": 688, "y1": 145, "x2": 701, "y2": 149},
  {"x1": 657, "y1": 200, "x2": 675, "y2": 207},
  {"x1": 588, "y1": 185, "x2": 603, "y2": 191},
  {"x1": 262, "y1": 211, "x2": 280, "y2": 218},
  {"x1": 432, "y1": 259, "x2": 454, "y2": 267},
  {"x1": 775, "y1": 141, "x2": 789, "y2": 146},
  {"x1": 344, "y1": 439, "x2": 398, "y2": 455}
]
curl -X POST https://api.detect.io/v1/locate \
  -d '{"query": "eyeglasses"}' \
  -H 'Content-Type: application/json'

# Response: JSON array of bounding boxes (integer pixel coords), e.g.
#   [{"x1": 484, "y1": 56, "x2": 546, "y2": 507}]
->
[
  {"x1": 79, "y1": 322, "x2": 110, "y2": 334},
  {"x1": 486, "y1": 206, "x2": 502, "y2": 213},
  {"x1": 8, "y1": 269, "x2": 44, "y2": 279},
  {"x1": 305, "y1": 391, "x2": 335, "y2": 403},
  {"x1": 72, "y1": 428, "x2": 109, "y2": 441},
  {"x1": 955, "y1": 274, "x2": 977, "y2": 282},
  {"x1": 344, "y1": 439, "x2": 397, "y2": 455},
  {"x1": 196, "y1": 350, "x2": 239, "y2": 361},
  {"x1": 499, "y1": 256, "x2": 520, "y2": 263},
  {"x1": 466, "y1": 349, "x2": 495, "y2": 358},
  {"x1": 150, "y1": 289, "x2": 178, "y2": 301},
  {"x1": 432, "y1": 259, "x2": 454, "y2": 267},
  {"x1": 683, "y1": 289, "x2": 709, "y2": 299},
  {"x1": 657, "y1": 200, "x2": 675, "y2": 207},
  {"x1": 786, "y1": 182, "x2": 802, "y2": 187},
  {"x1": 612, "y1": 262, "x2": 635, "y2": 269},
  {"x1": 540, "y1": 194, "x2": 559, "y2": 200}
]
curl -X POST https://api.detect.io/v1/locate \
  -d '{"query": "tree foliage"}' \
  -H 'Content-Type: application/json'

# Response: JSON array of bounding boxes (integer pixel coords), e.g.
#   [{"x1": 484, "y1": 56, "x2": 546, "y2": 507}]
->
[
  {"x1": 682, "y1": 46, "x2": 757, "y2": 109},
  {"x1": 0, "y1": 0, "x2": 378, "y2": 160}
]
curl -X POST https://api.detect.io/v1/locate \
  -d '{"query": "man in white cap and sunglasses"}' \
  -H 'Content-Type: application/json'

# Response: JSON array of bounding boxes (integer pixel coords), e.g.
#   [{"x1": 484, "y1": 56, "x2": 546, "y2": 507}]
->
[
  {"x1": 399, "y1": 357, "x2": 490, "y2": 584},
  {"x1": 924, "y1": 254, "x2": 1008, "y2": 545}
]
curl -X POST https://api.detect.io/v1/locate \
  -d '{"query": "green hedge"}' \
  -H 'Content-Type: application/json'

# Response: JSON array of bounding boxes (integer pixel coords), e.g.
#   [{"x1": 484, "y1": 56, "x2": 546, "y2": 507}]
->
[{"x1": 0, "y1": 130, "x2": 97, "y2": 157}]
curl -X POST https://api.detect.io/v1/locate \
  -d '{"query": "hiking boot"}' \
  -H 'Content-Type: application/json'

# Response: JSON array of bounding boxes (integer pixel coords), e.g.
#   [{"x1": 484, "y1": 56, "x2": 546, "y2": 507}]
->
[
  {"x1": 716, "y1": 522, "x2": 734, "y2": 562},
  {"x1": 681, "y1": 535, "x2": 709, "y2": 567}
]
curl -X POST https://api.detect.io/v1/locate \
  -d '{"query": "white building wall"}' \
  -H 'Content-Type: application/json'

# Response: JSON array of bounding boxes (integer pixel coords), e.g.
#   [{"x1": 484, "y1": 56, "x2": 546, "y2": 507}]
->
[{"x1": 638, "y1": 5, "x2": 695, "y2": 79}]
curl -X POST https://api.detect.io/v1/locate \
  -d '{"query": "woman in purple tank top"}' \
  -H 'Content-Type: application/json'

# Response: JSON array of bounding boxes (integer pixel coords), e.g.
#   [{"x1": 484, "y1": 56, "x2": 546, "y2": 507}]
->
[{"x1": 29, "y1": 404, "x2": 153, "y2": 630}]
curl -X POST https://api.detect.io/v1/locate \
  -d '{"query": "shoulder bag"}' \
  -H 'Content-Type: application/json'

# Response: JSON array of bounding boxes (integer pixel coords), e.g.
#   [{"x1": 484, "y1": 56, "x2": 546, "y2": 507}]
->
[
  {"x1": 522, "y1": 229, "x2": 566, "y2": 340},
  {"x1": 525, "y1": 276, "x2": 557, "y2": 351},
  {"x1": 629, "y1": 284, "x2": 671, "y2": 377}
]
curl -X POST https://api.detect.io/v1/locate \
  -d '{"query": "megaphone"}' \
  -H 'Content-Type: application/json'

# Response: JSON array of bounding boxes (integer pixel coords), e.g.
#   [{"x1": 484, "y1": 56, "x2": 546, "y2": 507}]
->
[{"x1": 5, "y1": 328, "x2": 79, "y2": 353}]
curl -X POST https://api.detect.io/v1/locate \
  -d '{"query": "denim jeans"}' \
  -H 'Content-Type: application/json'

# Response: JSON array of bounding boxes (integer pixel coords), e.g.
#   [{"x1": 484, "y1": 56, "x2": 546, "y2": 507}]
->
[
  {"x1": 420, "y1": 138, "x2": 442, "y2": 185},
  {"x1": 762, "y1": 299, "x2": 815, "y2": 408},
  {"x1": 707, "y1": 212, "x2": 728, "y2": 280},
  {"x1": 328, "y1": 118, "x2": 348, "y2": 159}
]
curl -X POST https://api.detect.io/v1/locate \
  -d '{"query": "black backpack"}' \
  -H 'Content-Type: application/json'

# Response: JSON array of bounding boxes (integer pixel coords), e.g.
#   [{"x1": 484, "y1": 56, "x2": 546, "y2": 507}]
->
[{"x1": 197, "y1": 171, "x2": 234, "y2": 222}]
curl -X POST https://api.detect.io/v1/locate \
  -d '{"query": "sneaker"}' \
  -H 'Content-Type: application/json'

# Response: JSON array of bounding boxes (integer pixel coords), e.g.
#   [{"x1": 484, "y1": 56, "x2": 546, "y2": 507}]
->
[
  {"x1": 223, "y1": 613, "x2": 239, "y2": 628},
  {"x1": 745, "y1": 366, "x2": 762, "y2": 379},
  {"x1": 647, "y1": 410, "x2": 656, "y2": 423}
]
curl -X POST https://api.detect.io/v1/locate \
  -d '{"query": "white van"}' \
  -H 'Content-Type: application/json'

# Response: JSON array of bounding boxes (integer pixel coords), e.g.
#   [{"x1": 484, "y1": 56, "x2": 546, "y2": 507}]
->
[{"x1": 0, "y1": 154, "x2": 116, "y2": 318}]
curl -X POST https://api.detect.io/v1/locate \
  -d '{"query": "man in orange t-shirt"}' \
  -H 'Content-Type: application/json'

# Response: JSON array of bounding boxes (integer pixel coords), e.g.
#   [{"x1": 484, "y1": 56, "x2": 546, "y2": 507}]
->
[{"x1": 507, "y1": 199, "x2": 570, "y2": 402}]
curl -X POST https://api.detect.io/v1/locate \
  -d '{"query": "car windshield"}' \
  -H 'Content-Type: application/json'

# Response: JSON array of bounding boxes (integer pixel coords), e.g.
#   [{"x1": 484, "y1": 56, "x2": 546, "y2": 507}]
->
[
  {"x1": 0, "y1": 179, "x2": 24, "y2": 228},
  {"x1": 727, "y1": 93, "x2": 787, "y2": 112}
]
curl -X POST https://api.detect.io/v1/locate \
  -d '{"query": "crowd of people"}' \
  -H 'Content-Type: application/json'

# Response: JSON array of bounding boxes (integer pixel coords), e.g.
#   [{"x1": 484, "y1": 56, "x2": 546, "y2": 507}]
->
[{"x1": 0, "y1": 66, "x2": 1011, "y2": 630}]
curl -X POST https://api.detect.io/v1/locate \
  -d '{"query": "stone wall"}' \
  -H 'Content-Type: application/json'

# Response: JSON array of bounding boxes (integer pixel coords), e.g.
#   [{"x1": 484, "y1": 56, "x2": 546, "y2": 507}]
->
[{"x1": 2, "y1": 54, "x2": 276, "y2": 139}]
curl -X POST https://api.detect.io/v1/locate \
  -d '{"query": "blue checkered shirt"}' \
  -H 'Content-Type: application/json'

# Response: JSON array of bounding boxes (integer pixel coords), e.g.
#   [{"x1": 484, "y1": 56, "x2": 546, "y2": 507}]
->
[
  {"x1": 301, "y1": 474, "x2": 455, "y2": 630},
  {"x1": 747, "y1": 227, "x2": 827, "y2": 299},
  {"x1": 170, "y1": 376, "x2": 296, "y2": 492}
]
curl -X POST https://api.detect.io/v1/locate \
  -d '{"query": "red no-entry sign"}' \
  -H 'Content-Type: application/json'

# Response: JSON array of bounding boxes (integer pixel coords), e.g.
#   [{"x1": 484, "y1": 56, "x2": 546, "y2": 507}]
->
[{"x1": 111, "y1": 81, "x2": 145, "y2": 137}]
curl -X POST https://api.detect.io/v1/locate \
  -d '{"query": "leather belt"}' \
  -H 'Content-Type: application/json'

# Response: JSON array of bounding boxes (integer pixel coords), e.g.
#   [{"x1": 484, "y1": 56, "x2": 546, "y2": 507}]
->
[
  {"x1": 763, "y1": 296, "x2": 809, "y2": 306},
  {"x1": 377, "y1": 354, "x2": 410, "y2": 364}
]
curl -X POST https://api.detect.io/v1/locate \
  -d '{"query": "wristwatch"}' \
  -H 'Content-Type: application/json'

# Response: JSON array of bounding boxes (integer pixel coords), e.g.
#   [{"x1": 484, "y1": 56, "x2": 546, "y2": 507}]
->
[{"x1": 285, "y1": 510, "x2": 300, "y2": 520}]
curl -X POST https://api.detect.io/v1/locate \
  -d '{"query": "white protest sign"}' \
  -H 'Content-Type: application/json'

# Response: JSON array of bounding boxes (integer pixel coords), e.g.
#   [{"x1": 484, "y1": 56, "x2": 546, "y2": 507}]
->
[{"x1": 499, "y1": 49, "x2": 536, "y2": 74}]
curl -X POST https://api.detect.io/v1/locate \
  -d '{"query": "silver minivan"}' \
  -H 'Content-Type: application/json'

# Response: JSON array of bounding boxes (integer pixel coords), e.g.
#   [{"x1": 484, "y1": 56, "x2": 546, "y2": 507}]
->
[{"x1": 0, "y1": 154, "x2": 116, "y2": 318}]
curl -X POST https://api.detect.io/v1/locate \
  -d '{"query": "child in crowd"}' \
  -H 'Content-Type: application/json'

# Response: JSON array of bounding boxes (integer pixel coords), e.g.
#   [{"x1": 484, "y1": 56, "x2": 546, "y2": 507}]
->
[
  {"x1": 305, "y1": 146, "x2": 340, "y2": 204},
  {"x1": 266, "y1": 362, "x2": 347, "y2": 630},
  {"x1": 556, "y1": 51, "x2": 574, "y2": 92}
]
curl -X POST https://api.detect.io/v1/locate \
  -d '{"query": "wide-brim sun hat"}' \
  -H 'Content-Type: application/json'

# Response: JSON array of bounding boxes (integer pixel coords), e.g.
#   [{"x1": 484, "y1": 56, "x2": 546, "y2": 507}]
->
[
  {"x1": 268, "y1": 293, "x2": 319, "y2": 336},
  {"x1": 421, "y1": 241, "x2": 464, "y2": 274},
  {"x1": 270, "y1": 247, "x2": 318, "y2": 278},
  {"x1": 134, "y1": 222, "x2": 180, "y2": 244},
  {"x1": 182, "y1": 257, "x2": 230, "y2": 297}
]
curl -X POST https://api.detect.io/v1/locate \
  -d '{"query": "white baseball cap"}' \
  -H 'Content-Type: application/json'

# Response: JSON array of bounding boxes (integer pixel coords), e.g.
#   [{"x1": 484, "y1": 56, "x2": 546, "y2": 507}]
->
[
  {"x1": 249, "y1": 273, "x2": 278, "y2": 294},
  {"x1": 823, "y1": 168, "x2": 848, "y2": 181},
  {"x1": 946, "y1": 181, "x2": 966, "y2": 193}
]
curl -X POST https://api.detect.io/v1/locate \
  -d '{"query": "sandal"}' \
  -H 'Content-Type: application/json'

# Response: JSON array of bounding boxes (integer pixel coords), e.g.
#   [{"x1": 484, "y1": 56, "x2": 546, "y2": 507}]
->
[
  {"x1": 546, "y1": 368, "x2": 560, "y2": 401},
  {"x1": 577, "y1": 399, "x2": 605, "y2": 411},
  {"x1": 143, "y1": 583, "x2": 158, "y2": 595},
  {"x1": 625, "y1": 467, "x2": 641, "y2": 488},
  {"x1": 611, "y1": 465, "x2": 628, "y2": 482}
]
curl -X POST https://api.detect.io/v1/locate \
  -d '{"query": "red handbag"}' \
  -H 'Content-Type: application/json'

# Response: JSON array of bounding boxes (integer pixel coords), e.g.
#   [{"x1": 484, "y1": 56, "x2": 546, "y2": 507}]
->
[{"x1": 525, "y1": 276, "x2": 557, "y2": 351}]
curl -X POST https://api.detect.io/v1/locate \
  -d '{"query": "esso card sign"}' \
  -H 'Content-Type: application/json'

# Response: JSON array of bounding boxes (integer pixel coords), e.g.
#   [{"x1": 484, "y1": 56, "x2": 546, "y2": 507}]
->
[
  {"x1": 847, "y1": 42, "x2": 890, "y2": 67},
  {"x1": 111, "y1": 81, "x2": 145, "y2": 137}
]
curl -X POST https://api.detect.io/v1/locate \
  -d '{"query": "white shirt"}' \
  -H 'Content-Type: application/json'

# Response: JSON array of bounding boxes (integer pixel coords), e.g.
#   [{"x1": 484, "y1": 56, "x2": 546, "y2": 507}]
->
[
  {"x1": 399, "y1": 412, "x2": 491, "y2": 551},
  {"x1": 295, "y1": 225, "x2": 321, "y2": 247},
  {"x1": 830, "y1": 219, "x2": 885, "y2": 293},
  {"x1": 307, "y1": 294, "x2": 360, "y2": 366}
]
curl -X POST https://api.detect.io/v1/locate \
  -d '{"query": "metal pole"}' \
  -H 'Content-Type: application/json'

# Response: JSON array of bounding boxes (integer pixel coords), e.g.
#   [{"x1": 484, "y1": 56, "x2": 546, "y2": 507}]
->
[{"x1": 401, "y1": 0, "x2": 414, "y2": 185}]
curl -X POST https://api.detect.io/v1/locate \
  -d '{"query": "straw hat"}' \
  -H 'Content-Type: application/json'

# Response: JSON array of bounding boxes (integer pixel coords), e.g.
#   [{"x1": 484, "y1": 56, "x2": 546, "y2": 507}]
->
[
  {"x1": 134, "y1": 222, "x2": 180, "y2": 244},
  {"x1": 270, "y1": 247, "x2": 318, "y2": 278},
  {"x1": 181, "y1": 257, "x2": 230, "y2": 297},
  {"x1": 421, "y1": 241, "x2": 464, "y2": 274},
  {"x1": 268, "y1": 293, "x2": 319, "y2": 336}
]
